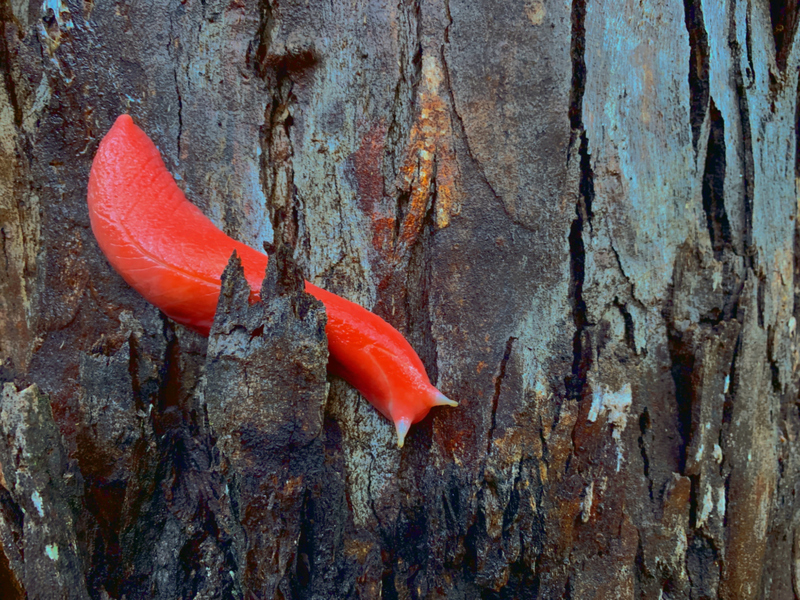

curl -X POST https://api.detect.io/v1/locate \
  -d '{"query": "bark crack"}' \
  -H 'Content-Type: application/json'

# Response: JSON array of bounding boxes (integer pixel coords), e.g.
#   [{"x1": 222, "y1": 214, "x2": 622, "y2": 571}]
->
[
  {"x1": 487, "y1": 336, "x2": 516, "y2": 453},
  {"x1": 0, "y1": 14, "x2": 21, "y2": 127},
  {"x1": 683, "y1": 0, "x2": 710, "y2": 153},
  {"x1": 566, "y1": 0, "x2": 594, "y2": 405},
  {"x1": 168, "y1": 8, "x2": 183, "y2": 160},
  {"x1": 667, "y1": 329, "x2": 695, "y2": 473},
  {"x1": 701, "y1": 98, "x2": 732, "y2": 258},
  {"x1": 568, "y1": 0, "x2": 587, "y2": 131},
  {"x1": 439, "y1": 33, "x2": 505, "y2": 212},
  {"x1": 613, "y1": 298, "x2": 637, "y2": 352},
  {"x1": 731, "y1": 1, "x2": 756, "y2": 268},
  {"x1": 637, "y1": 408, "x2": 654, "y2": 501},
  {"x1": 1, "y1": 227, "x2": 8, "y2": 272},
  {"x1": 609, "y1": 239, "x2": 645, "y2": 307},
  {"x1": 769, "y1": 0, "x2": 799, "y2": 71}
]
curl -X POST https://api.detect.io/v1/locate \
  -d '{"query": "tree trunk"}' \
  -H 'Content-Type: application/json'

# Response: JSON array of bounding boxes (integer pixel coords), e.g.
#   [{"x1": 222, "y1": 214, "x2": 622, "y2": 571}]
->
[{"x1": 0, "y1": 0, "x2": 798, "y2": 598}]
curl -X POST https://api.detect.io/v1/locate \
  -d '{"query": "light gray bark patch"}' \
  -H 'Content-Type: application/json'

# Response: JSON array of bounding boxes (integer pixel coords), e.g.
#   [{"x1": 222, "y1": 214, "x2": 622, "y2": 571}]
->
[
  {"x1": 0, "y1": 383, "x2": 88, "y2": 599},
  {"x1": 446, "y1": 0, "x2": 572, "y2": 231}
]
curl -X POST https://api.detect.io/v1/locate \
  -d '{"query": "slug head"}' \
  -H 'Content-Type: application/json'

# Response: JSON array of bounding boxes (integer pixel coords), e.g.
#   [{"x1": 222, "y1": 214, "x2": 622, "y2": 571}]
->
[{"x1": 390, "y1": 383, "x2": 458, "y2": 448}]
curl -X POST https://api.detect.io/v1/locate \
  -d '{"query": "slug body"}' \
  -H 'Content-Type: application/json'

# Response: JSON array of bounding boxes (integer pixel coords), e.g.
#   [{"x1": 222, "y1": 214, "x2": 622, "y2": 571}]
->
[{"x1": 87, "y1": 115, "x2": 456, "y2": 446}]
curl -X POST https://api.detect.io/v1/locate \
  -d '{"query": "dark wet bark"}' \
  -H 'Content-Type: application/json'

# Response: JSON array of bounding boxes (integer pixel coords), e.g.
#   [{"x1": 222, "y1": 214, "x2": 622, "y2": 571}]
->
[{"x1": 0, "y1": 0, "x2": 798, "y2": 598}]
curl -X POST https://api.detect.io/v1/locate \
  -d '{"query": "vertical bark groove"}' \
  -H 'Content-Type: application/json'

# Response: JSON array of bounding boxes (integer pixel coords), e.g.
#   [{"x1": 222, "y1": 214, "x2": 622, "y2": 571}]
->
[
  {"x1": 684, "y1": 0, "x2": 710, "y2": 151},
  {"x1": 567, "y1": 0, "x2": 593, "y2": 405},
  {"x1": 702, "y1": 99, "x2": 732, "y2": 258},
  {"x1": 732, "y1": 5, "x2": 757, "y2": 263},
  {"x1": 769, "y1": 0, "x2": 799, "y2": 71}
]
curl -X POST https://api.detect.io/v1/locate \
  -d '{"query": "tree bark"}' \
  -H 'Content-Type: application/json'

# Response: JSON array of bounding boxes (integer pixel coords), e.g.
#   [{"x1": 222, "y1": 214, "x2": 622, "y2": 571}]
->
[{"x1": 0, "y1": 0, "x2": 798, "y2": 598}]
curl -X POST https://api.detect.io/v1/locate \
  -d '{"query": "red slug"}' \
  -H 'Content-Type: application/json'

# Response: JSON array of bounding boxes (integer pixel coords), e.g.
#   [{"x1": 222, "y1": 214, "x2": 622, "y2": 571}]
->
[{"x1": 87, "y1": 114, "x2": 456, "y2": 447}]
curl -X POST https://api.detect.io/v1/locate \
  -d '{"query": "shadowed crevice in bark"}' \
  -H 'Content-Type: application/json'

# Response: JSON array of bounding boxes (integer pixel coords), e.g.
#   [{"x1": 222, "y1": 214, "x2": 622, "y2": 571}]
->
[
  {"x1": 402, "y1": 192, "x2": 440, "y2": 406},
  {"x1": 0, "y1": 9, "x2": 21, "y2": 128},
  {"x1": 486, "y1": 336, "x2": 517, "y2": 453},
  {"x1": 769, "y1": 0, "x2": 799, "y2": 72},
  {"x1": 156, "y1": 329, "x2": 182, "y2": 414},
  {"x1": 569, "y1": 0, "x2": 587, "y2": 130},
  {"x1": 168, "y1": 32, "x2": 183, "y2": 160},
  {"x1": 667, "y1": 331, "x2": 695, "y2": 474},
  {"x1": 567, "y1": 0, "x2": 593, "y2": 404},
  {"x1": 610, "y1": 299, "x2": 636, "y2": 352},
  {"x1": 638, "y1": 408, "x2": 653, "y2": 501},
  {"x1": 768, "y1": 322, "x2": 782, "y2": 395},
  {"x1": 702, "y1": 99, "x2": 732, "y2": 258},
  {"x1": 265, "y1": 70, "x2": 300, "y2": 249},
  {"x1": 392, "y1": 34, "x2": 423, "y2": 247},
  {"x1": 731, "y1": 6, "x2": 756, "y2": 264},
  {"x1": 757, "y1": 276, "x2": 766, "y2": 329},
  {"x1": 683, "y1": 0, "x2": 709, "y2": 152},
  {"x1": 252, "y1": 0, "x2": 276, "y2": 78},
  {"x1": 567, "y1": 136, "x2": 593, "y2": 402},
  {"x1": 721, "y1": 333, "x2": 740, "y2": 429}
]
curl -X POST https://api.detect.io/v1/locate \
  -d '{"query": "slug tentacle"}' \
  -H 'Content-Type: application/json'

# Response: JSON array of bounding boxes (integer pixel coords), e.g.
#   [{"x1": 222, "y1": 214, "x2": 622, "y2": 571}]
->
[
  {"x1": 87, "y1": 114, "x2": 456, "y2": 446},
  {"x1": 395, "y1": 418, "x2": 412, "y2": 449},
  {"x1": 432, "y1": 393, "x2": 459, "y2": 408}
]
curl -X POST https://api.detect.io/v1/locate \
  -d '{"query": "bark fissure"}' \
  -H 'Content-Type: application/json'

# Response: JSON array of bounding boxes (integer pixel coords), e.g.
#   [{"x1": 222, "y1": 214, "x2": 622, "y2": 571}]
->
[
  {"x1": 702, "y1": 99, "x2": 732, "y2": 258},
  {"x1": 721, "y1": 333, "x2": 740, "y2": 429},
  {"x1": 567, "y1": 1, "x2": 593, "y2": 406},
  {"x1": 731, "y1": 4, "x2": 756, "y2": 264},
  {"x1": 487, "y1": 336, "x2": 516, "y2": 452},
  {"x1": 440, "y1": 43, "x2": 504, "y2": 210},
  {"x1": 168, "y1": 9, "x2": 183, "y2": 160},
  {"x1": 155, "y1": 326, "x2": 182, "y2": 416},
  {"x1": 683, "y1": 0, "x2": 710, "y2": 152},
  {"x1": 265, "y1": 69, "x2": 298, "y2": 248},
  {"x1": 667, "y1": 331, "x2": 695, "y2": 473},
  {"x1": 638, "y1": 408, "x2": 654, "y2": 501},
  {"x1": 613, "y1": 299, "x2": 636, "y2": 352},
  {"x1": 252, "y1": 0, "x2": 275, "y2": 78},
  {"x1": 0, "y1": 16, "x2": 21, "y2": 128},
  {"x1": 569, "y1": 0, "x2": 587, "y2": 131},
  {"x1": 403, "y1": 179, "x2": 440, "y2": 384},
  {"x1": 567, "y1": 209, "x2": 588, "y2": 401},
  {"x1": 609, "y1": 240, "x2": 645, "y2": 307},
  {"x1": 0, "y1": 228, "x2": 8, "y2": 273},
  {"x1": 256, "y1": 1, "x2": 317, "y2": 252},
  {"x1": 769, "y1": 0, "x2": 799, "y2": 72}
]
